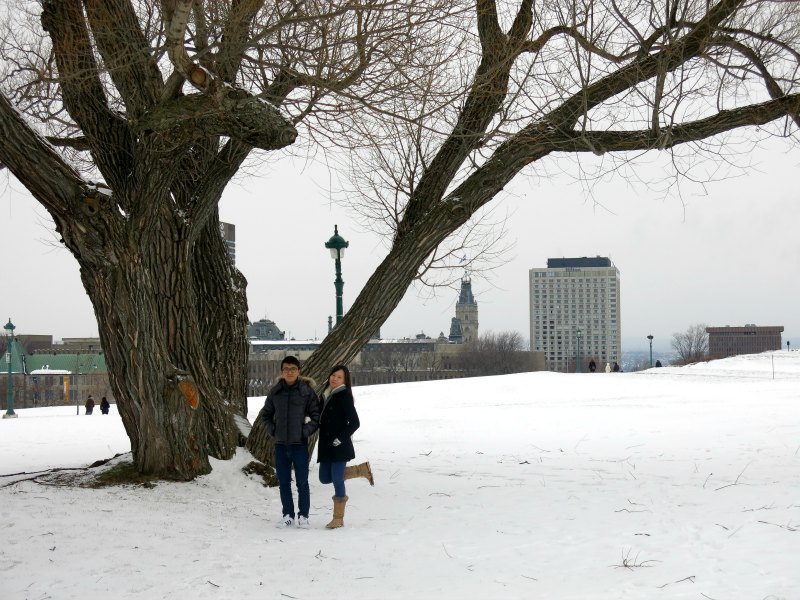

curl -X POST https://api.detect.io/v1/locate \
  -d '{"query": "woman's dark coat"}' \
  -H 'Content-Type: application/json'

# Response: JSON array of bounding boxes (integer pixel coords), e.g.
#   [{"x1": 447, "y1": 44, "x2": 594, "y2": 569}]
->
[{"x1": 317, "y1": 386, "x2": 360, "y2": 463}]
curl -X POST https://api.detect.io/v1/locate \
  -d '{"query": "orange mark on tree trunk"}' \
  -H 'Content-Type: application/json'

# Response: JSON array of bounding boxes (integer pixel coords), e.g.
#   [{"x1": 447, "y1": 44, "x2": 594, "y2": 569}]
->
[{"x1": 179, "y1": 380, "x2": 199, "y2": 410}]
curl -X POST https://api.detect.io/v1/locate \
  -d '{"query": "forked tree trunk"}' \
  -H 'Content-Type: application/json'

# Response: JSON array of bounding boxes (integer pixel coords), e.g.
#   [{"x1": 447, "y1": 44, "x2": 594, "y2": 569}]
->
[
  {"x1": 0, "y1": 94, "x2": 257, "y2": 480},
  {"x1": 80, "y1": 206, "x2": 243, "y2": 479}
]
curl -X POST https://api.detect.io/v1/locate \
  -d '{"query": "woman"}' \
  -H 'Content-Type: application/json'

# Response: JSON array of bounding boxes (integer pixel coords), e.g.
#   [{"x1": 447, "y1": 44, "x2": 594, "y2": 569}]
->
[{"x1": 317, "y1": 364, "x2": 374, "y2": 529}]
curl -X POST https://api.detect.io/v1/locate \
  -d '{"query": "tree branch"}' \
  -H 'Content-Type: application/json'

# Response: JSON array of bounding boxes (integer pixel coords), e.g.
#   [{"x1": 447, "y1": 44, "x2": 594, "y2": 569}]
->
[
  {"x1": 162, "y1": 0, "x2": 221, "y2": 94},
  {"x1": 217, "y1": 0, "x2": 266, "y2": 83},
  {"x1": 0, "y1": 93, "x2": 86, "y2": 219},
  {"x1": 521, "y1": 25, "x2": 632, "y2": 63},
  {"x1": 441, "y1": 93, "x2": 800, "y2": 224},
  {"x1": 508, "y1": 0, "x2": 533, "y2": 45},
  {"x1": 398, "y1": 0, "x2": 524, "y2": 236},
  {"x1": 41, "y1": 0, "x2": 135, "y2": 194},
  {"x1": 565, "y1": 94, "x2": 800, "y2": 153},
  {"x1": 188, "y1": 139, "x2": 252, "y2": 242},
  {"x1": 44, "y1": 135, "x2": 92, "y2": 151},
  {"x1": 0, "y1": 92, "x2": 126, "y2": 269},
  {"x1": 135, "y1": 92, "x2": 297, "y2": 150},
  {"x1": 548, "y1": 0, "x2": 748, "y2": 130},
  {"x1": 83, "y1": 0, "x2": 163, "y2": 117},
  {"x1": 157, "y1": 0, "x2": 296, "y2": 150},
  {"x1": 713, "y1": 36, "x2": 800, "y2": 129}
]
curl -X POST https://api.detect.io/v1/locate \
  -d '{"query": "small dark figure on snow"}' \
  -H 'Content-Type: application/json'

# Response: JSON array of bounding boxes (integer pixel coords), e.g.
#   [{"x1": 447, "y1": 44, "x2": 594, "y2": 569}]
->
[
  {"x1": 588, "y1": 360, "x2": 597, "y2": 373},
  {"x1": 655, "y1": 360, "x2": 663, "y2": 368},
  {"x1": 85, "y1": 395, "x2": 95, "y2": 415},
  {"x1": 612, "y1": 362, "x2": 621, "y2": 372},
  {"x1": 100, "y1": 397, "x2": 110, "y2": 414}
]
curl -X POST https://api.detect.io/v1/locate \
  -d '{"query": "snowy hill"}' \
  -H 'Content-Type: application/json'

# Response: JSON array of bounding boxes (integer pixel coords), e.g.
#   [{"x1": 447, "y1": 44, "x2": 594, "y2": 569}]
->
[{"x1": 1, "y1": 351, "x2": 799, "y2": 599}]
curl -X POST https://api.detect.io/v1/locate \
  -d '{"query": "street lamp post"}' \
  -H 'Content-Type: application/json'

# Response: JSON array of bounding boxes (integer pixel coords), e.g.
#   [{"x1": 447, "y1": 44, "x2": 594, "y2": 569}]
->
[
  {"x1": 324, "y1": 225, "x2": 349, "y2": 326},
  {"x1": 576, "y1": 328, "x2": 583, "y2": 373},
  {"x1": 75, "y1": 353, "x2": 81, "y2": 415},
  {"x1": 647, "y1": 334, "x2": 654, "y2": 368},
  {"x1": 4, "y1": 318, "x2": 18, "y2": 419}
]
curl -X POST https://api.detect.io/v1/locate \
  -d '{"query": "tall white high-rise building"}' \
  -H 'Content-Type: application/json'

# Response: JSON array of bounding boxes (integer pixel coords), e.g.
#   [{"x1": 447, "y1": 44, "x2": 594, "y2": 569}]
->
[{"x1": 529, "y1": 257, "x2": 621, "y2": 372}]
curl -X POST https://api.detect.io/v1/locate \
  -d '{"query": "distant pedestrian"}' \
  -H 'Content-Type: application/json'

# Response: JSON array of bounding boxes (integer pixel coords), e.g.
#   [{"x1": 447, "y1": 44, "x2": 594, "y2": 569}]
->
[
  {"x1": 85, "y1": 395, "x2": 95, "y2": 415},
  {"x1": 588, "y1": 360, "x2": 597, "y2": 373},
  {"x1": 655, "y1": 360, "x2": 663, "y2": 368},
  {"x1": 605, "y1": 362, "x2": 611, "y2": 373},
  {"x1": 613, "y1": 362, "x2": 621, "y2": 372},
  {"x1": 100, "y1": 397, "x2": 110, "y2": 414}
]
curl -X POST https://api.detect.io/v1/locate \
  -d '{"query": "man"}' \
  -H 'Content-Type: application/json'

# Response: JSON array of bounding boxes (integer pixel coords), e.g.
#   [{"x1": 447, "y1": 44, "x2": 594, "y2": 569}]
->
[
  {"x1": 262, "y1": 356, "x2": 320, "y2": 529},
  {"x1": 85, "y1": 395, "x2": 95, "y2": 415}
]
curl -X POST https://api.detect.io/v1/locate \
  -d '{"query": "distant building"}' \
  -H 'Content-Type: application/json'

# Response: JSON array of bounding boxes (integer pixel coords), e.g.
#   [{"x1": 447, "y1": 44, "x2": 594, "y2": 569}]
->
[
  {"x1": 1, "y1": 337, "x2": 113, "y2": 410},
  {"x1": 706, "y1": 324, "x2": 784, "y2": 358},
  {"x1": 247, "y1": 277, "x2": 543, "y2": 391},
  {"x1": 248, "y1": 319, "x2": 285, "y2": 341},
  {"x1": 529, "y1": 256, "x2": 621, "y2": 372},
  {"x1": 448, "y1": 317, "x2": 464, "y2": 344},
  {"x1": 0, "y1": 334, "x2": 52, "y2": 355},
  {"x1": 220, "y1": 221, "x2": 236, "y2": 266},
  {"x1": 449, "y1": 277, "x2": 478, "y2": 344},
  {"x1": 58, "y1": 337, "x2": 103, "y2": 352}
]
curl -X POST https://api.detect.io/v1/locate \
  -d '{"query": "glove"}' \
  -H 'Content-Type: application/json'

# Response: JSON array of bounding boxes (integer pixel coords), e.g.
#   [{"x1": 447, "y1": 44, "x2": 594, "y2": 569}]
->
[{"x1": 332, "y1": 438, "x2": 341, "y2": 447}]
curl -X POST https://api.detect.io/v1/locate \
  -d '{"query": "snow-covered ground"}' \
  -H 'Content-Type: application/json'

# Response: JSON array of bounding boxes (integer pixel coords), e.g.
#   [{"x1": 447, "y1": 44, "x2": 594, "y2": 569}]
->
[{"x1": 1, "y1": 351, "x2": 798, "y2": 599}]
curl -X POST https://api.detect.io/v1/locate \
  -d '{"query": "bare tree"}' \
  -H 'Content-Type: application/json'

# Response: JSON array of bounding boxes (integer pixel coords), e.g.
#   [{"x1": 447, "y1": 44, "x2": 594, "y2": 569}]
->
[
  {"x1": 671, "y1": 324, "x2": 709, "y2": 365},
  {"x1": 0, "y1": 0, "x2": 451, "y2": 478},
  {"x1": 303, "y1": 0, "x2": 800, "y2": 386},
  {"x1": 461, "y1": 331, "x2": 531, "y2": 376},
  {"x1": 359, "y1": 345, "x2": 423, "y2": 379}
]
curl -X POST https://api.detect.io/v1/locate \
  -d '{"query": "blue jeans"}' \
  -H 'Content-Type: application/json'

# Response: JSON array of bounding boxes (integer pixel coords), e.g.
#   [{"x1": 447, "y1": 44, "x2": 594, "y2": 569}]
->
[
  {"x1": 274, "y1": 443, "x2": 310, "y2": 519},
  {"x1": 318, "y1": 461, "x2": 347, "y2": 497}
]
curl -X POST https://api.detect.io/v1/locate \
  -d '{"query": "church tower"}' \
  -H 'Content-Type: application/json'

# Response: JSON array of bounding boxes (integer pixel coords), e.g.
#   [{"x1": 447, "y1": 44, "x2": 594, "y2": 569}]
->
[{"x1": 454, "y1": 276, "x2": 478, "y2": 344}]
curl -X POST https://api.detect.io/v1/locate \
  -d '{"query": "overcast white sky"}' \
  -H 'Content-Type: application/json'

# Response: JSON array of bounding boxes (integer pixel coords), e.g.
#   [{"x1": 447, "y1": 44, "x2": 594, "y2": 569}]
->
[{"x1": 1, "y1": 136, "x2": 798, "y2": 352}]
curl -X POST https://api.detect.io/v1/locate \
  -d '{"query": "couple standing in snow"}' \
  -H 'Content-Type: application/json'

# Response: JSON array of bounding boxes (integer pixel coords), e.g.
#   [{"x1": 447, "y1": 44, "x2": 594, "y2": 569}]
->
[{"x1": 261, "y1": 356, "x2": 374, "y2": 530}]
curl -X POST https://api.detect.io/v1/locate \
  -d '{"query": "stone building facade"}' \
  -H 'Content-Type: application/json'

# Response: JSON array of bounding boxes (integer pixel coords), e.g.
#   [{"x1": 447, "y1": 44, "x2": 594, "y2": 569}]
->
[{"x1": 706, "y1": 325, "x2": 784, "y2": 359}]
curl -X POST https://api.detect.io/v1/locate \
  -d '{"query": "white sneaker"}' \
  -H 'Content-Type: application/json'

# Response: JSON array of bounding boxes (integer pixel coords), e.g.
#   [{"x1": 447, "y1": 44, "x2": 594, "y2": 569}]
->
[
  {"x1": 275, "y1": 515, "x2": 294, "y2": 529},
  {"x1": 297, "y1": 516, "x2": 310, "y2": 529}
]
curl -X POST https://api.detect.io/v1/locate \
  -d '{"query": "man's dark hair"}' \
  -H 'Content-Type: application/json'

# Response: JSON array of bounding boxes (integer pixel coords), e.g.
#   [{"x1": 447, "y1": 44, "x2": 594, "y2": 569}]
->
[{"x1": 280, "y1": 355, "x2": 301, "y2": 369}]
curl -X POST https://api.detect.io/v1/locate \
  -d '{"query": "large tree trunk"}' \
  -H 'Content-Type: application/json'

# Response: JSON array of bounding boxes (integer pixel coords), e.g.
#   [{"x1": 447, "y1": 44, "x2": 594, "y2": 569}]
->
[{"x1": 80, "y1": 206, "x2": 242, "y2": 479}]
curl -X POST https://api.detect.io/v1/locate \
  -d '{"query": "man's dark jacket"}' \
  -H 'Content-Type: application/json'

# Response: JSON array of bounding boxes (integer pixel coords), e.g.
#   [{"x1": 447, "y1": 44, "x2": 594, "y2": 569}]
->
[{"x1": 262, "y1": 377, "x2": 320, "y2": 445}]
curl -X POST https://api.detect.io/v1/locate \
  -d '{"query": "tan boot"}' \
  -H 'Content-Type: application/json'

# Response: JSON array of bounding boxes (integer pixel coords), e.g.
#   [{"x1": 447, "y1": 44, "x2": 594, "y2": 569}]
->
[
  {"x1": 326, "y1": 495, "x2": 348, "y2": 529},
  {"x1": 344, "y1": 461, "x2": 375, "y2": 486}
]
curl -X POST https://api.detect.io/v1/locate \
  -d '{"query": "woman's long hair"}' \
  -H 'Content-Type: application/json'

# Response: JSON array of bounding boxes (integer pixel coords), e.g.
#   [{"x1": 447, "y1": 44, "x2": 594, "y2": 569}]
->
[{"x1": 326, "y1": 364, "x2": 352, "y2": 391}]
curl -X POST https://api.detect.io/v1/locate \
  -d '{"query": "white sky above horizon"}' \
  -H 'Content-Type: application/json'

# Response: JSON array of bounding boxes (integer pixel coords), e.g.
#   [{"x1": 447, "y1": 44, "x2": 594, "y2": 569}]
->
[{"x1": 1, "y1": 135, "x2": 798, "y2": 353}]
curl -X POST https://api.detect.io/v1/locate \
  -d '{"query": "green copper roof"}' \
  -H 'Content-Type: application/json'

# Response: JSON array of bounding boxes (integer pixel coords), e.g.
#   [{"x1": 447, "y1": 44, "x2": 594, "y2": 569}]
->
[{"x1": 25, "y1": 352, "x2": 107, "y2": 374}]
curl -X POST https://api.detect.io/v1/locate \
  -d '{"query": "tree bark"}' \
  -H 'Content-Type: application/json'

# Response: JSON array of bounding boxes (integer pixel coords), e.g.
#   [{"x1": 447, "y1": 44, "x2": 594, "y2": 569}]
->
[
  {"x1": 0, "y1": 94, "x2": 268, "y2": 480},
  {"x1": 80, "y1": 205, "x2": 242, "y2": 478}
]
